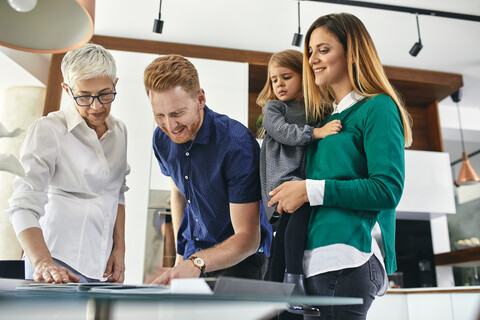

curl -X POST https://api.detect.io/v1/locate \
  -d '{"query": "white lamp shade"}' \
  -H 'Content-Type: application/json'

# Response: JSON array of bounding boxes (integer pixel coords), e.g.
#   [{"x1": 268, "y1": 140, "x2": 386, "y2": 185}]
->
[{"x1": 0, "y1": 0, "x2": 95, "y2": 53}]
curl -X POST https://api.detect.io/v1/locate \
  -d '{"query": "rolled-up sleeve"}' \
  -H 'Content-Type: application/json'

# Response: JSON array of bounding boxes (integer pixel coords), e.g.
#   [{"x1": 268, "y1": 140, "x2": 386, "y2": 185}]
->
[{"x1": 118, "y1": 163, "x2": 130, "y2": 206}]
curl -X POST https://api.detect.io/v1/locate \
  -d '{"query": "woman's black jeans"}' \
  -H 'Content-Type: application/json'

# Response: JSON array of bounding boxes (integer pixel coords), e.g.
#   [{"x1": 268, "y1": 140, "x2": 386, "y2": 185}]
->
[{"x1": 304, "y1": 255, "x2": 384, "y2": 320}]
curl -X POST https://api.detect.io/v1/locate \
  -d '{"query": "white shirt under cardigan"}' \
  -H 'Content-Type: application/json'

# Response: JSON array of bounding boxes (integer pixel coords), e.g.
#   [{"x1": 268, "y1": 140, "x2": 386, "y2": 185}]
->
[
  {"x1": 7, "y1": 105, "x2": 130, "y2": 280},
  {"x1": 304, "y1": 91, "x2": 389, "y2": 295}
]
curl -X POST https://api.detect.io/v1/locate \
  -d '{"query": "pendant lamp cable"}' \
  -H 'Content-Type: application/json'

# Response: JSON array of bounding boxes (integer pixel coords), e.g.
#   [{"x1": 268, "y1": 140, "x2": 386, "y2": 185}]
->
[
  {"x1": 297, "y1": 0, "x2": 301, "y2": 34},
  {"x1": 158, "y1": 0, "x2": 162, "y2": 20},
  {"x1": 456, "y1": 101, "x2": 466, "y2": 154},
  {"x1": 415, "y1": 13, "x2": 422, "y2": 44}
]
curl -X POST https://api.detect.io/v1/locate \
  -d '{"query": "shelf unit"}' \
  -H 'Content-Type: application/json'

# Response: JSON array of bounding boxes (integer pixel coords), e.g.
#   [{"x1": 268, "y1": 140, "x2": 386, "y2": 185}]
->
[{"x1": 435, "y1": 246, "x2": 480, "y2": 267}]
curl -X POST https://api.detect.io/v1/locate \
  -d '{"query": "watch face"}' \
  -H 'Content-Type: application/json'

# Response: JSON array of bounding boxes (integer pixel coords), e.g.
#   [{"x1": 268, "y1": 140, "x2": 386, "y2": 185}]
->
[{"x1": 194, "y1": 258, "x2": 205, "y2": 268}]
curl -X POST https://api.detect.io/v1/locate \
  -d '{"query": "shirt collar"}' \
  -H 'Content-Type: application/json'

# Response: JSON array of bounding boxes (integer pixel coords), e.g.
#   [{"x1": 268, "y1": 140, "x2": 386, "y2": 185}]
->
[
  {"x1": 190, "y1": 105, "x2": 211, "y2": 145},
  {"x1": 65, "y1": 104, "x2": 85, "y2": 132},
  {"x1": 64, "y1": 104, "x2": 117, "y2": 133},
  {"x1": 332, "y1": 91, "x2": 365, "y2": 114}
]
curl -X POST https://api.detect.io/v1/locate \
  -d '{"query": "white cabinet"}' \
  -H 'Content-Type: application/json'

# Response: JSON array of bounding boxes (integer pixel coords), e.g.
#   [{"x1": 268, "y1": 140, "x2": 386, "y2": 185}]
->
[
  {"x1": 396, "y1": 150, "x2": 456, "y2": 220},
  {"x1": 368, "y1": 291, "x2": 480, "y2": 320},
  {"x1": 406, "y1": 293, "x2": 453, "y2": 320},
  {"x1": 451, "y1": 293, "x2": 480, "y2": 320},
  {"x1": 367, "y1": 294, "x2": 408, "y2": 320}
]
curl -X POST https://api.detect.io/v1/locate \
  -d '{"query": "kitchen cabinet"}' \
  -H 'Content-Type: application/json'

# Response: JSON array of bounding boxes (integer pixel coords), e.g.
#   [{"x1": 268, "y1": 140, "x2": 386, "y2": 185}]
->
[
  {"x1": 368, "y1": 288, "x2": 480, "y2": 320},
  {"x1": 396, "y1": 150, "x2": 456, "y2": 219}
]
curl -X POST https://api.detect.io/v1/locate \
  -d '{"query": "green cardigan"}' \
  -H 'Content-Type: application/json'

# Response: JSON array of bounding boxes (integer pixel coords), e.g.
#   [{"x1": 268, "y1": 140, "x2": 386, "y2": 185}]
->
[{"x1": 306, "y1": 94, "x2": 405, "y2": 274}]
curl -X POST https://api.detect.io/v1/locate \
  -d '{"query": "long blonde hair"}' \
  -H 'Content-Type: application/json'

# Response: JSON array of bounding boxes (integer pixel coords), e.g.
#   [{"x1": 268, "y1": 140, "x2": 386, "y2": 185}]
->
[
  {"x1": 303, "y1": 13, "x2": 412, "y2": 147},
  {"x1": 256, "y1": 49, "x2": 303, "y2": 138}
]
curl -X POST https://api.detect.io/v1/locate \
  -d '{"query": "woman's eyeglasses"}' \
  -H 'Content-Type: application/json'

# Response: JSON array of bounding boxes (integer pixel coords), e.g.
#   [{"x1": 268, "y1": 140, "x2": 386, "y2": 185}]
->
[{"x1": 68, "y1": 86, "x2": 117, "y2": 107}]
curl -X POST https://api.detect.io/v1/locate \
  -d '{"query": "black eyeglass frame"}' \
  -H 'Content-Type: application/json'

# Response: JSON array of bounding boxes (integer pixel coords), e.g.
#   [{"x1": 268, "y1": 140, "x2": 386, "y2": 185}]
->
[{"x1": 68, "y1": 86, "x2": 117, "y2": 107}]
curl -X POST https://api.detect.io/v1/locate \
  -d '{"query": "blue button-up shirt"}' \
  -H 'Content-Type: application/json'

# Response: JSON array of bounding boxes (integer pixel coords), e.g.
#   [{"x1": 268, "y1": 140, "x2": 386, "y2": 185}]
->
[{"x1": 153, "y1": 106, "x2": 272, "y2": 259}]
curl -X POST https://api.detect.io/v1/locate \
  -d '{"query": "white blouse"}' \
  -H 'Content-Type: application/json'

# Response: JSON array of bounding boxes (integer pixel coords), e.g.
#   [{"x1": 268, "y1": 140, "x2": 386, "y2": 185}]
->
[{"x1": 7, "y1": 105, "x2": 130, "y2": 280}]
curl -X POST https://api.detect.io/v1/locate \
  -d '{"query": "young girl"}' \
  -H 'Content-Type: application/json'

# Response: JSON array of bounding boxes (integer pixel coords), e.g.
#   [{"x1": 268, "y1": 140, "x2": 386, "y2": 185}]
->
[
  {"x1": 268, "y1": 14, "x2": 413, "y2": 320},
  {"x1": 258, "y1": 49, "x2": 341, "y2": 316}
]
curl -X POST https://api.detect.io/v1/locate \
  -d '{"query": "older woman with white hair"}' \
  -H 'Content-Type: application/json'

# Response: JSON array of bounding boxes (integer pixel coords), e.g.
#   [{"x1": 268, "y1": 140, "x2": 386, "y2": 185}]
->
[{"x1": 7, "y1": 43, "x2": 130, "y2": 283}]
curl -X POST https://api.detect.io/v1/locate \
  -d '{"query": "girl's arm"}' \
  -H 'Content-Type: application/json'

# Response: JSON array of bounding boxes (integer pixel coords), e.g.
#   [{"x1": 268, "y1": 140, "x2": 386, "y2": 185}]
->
[
  {"x1": 263, "y1": 101, "x2": 314, "y2": 146},
  {"x1": 313, "y1": 120, "x2": 342, "y2": 139}
]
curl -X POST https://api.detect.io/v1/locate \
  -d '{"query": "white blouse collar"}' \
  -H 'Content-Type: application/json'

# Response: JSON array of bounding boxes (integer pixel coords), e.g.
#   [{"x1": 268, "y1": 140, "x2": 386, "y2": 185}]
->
[{"x1": 332, "y1": 91, "x2": 365, "y2": 114}]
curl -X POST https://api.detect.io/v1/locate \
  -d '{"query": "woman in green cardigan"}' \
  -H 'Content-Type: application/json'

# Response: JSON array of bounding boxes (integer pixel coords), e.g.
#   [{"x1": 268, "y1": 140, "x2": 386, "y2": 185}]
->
[{"x1": 268, "y1": 13, "x2": 413, "y2": 320}]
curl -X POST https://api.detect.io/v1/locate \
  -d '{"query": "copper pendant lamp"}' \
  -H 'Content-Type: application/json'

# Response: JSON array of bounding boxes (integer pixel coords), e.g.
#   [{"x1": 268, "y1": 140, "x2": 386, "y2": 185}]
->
[
  {"x1": 451, "y1": 90, "x2": 480, "y2": 186},
  {"x1": 456, "y1": 152, "x2": 480, "y2": 185}
]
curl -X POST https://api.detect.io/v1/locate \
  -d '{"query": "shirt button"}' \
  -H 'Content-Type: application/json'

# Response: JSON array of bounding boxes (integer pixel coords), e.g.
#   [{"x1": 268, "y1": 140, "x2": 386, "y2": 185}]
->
[
  {"x1": 195, "y1": 219, "x2": 198, "y2": 222},
  {"x1": 195, "y1": 238, "x2": 199, "y2": 241},
  {"x1": 185, "y1": 152, "x2": 189, "y2": 156},
  {"x1": 185, "y1": 176, "x2": 188, "y2": 180},
  {"x1": 99, "y1": 192, "x2": 103, "y2": 196},
  {"x1": 97, "y1": 149, "x2": 102, "y2": 154},
  {"x1": 187, "y1": 200, "x2": 191, "y2": 204},
  {"x1": 105, "y1": 171, "x2": 109, "y2": 175}
]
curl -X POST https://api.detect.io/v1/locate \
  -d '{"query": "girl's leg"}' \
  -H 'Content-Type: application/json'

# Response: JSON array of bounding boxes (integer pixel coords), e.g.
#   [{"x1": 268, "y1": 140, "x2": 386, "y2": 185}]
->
[
  {"x1": 284, "y1": 204, "x2": 310, "y2": 274},
  {"x1": 266, "y1": 213, "x2": 290, "y2": 282},
  {"x1": 284, "y1": 204, "x2": 320, "y2": 317}
]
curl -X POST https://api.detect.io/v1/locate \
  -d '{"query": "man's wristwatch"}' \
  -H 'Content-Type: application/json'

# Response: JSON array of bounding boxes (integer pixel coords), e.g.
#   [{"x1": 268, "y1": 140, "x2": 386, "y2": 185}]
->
[{"x1": 189, "y1": 256, "x2": 206, "y2": 276}]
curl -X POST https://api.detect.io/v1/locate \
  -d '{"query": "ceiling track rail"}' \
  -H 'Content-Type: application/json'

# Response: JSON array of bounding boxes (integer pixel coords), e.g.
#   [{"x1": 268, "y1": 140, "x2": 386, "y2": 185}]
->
[{"x1": 303, "y1": 0, "x2": 480, "y2": 22}]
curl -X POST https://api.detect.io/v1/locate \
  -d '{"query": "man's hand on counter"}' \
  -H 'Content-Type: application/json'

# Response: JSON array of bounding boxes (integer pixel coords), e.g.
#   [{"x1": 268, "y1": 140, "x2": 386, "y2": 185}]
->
[{"x1": 149, "y1": 260, "x2": 202, "y2": 286}]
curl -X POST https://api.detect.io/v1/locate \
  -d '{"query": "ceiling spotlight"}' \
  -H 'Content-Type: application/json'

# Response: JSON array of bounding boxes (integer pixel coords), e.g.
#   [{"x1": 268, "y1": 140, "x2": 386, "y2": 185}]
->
[
  {"x1": 292, "y1": 0, "x2": 303, "y2": 47},
  {"x1": 153, "y1": 0, "x2": 164, "y2": 34},
  {"x1": 409, "y1": 13, "x2": 423, "y2": 57}
]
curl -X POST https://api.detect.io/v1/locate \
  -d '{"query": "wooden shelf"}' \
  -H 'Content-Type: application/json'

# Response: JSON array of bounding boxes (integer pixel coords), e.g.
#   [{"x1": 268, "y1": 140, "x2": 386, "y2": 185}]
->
[{"x1": 435, "y1": 246, "x2": 480, "y2": 267}]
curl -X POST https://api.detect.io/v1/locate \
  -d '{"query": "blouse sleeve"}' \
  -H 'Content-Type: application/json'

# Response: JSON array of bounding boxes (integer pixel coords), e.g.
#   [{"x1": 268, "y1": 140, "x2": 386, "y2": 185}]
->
[
  {"x1": 323, "y1": 96, "x2": 405, "y2": 211},
  {"x1": 263, "y1": 101, "x2": 313, "y2": 147},
  {"x1": 7, "y1": 118, "x2": 59, "y2": 235},
  {"x1": 118, "y1": 122, "x2": 130, "y2": 206}
]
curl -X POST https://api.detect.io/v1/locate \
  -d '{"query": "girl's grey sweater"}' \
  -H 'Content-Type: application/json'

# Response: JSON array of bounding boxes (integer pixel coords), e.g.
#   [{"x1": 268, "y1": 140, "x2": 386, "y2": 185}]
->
[{"x1": 260, "y1": 99, "x2": 314, "y2": 222}]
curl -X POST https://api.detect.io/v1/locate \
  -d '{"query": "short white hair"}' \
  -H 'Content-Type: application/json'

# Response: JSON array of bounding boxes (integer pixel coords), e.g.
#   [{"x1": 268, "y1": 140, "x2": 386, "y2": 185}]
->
[{"x1": 61, "y1": 43, "x2": 116, "y2": 87}]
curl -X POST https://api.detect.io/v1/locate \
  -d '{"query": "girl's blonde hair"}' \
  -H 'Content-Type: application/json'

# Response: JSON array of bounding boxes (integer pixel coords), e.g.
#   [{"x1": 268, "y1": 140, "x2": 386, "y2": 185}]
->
[
  {"x1": 256, "y1": 49, "x2": 304, "y2": 138},
  {"x1": 303, "y1": 13, "x2": 412, "y2": 147},
  {"x1": 257, "y1": 49, "x2": 303, "y2": 107}
]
